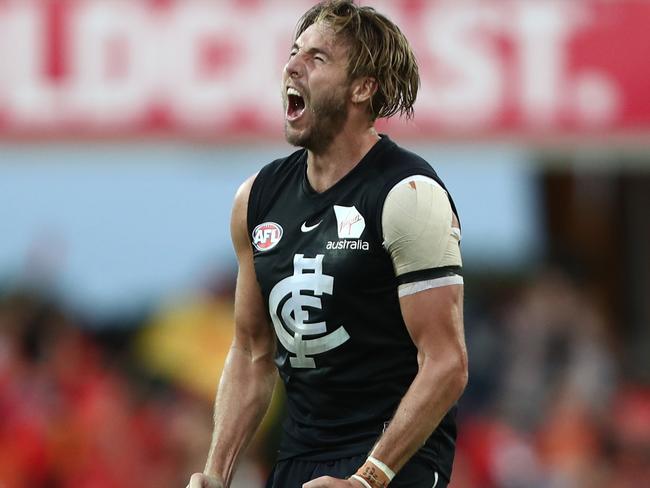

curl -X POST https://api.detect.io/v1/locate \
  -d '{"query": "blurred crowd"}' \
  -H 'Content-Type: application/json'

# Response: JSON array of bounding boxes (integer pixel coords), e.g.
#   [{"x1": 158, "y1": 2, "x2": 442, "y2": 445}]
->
[
  {"x1": 0, "y1": 288, "x2": 216, "y2": 487},
  {"x1": 456, "y1": 268, "x2": 649, "y2": 488},
  {"x1": 0, "y1": 265, "x2": 648, "y2": 488}
]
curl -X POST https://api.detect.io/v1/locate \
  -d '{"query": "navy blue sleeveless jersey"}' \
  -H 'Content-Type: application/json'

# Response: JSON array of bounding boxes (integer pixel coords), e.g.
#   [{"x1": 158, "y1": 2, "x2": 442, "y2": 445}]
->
[{"x1": 247, "y1": 136, "x2": 460, "y2": 483}]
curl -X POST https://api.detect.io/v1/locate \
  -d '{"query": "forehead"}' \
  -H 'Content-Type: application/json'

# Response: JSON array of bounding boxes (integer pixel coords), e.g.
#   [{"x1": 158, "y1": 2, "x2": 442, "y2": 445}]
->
[{"x1": 295, "y1": 22, "x2": 349, "y2": 59}]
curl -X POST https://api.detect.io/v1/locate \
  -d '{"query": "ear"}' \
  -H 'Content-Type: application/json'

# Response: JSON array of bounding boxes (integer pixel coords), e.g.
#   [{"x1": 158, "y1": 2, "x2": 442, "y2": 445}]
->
[{"x1": 350, "y1": 77, "x2": 378, "y2": 104}]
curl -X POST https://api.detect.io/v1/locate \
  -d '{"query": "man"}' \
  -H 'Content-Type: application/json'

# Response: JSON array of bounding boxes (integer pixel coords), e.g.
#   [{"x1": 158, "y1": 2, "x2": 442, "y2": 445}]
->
[{"x1": 188, "y1": 1, "x2": 467, "y2": 487}]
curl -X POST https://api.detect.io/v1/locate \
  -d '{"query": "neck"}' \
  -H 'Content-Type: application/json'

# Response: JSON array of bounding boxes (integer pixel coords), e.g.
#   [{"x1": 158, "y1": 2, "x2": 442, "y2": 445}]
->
[{"x1": 306, "y1": 125, "x2": 381, "y2": 193}]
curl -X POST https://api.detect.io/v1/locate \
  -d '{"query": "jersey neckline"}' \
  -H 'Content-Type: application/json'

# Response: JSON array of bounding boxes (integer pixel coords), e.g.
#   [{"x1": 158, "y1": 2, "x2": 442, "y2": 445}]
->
[{"x1": 300, "y1": 134, "x2": 393, "y2": 199}]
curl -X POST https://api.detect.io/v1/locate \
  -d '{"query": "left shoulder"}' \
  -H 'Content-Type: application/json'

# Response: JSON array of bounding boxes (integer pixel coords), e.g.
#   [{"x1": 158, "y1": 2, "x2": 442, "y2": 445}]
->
[
  {"x1": 369, "y1": 136, "x2": 446, "y2": 205},
  {"x1": 375, "y1": 136, "x2": 436, "y2": 175}
]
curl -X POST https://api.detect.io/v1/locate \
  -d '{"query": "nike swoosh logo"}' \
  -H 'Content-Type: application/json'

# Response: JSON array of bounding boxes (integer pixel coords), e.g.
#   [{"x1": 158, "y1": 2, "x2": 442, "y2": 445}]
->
[{"x1": 301, "y1": 220, "x2": 322, "y2": 232}]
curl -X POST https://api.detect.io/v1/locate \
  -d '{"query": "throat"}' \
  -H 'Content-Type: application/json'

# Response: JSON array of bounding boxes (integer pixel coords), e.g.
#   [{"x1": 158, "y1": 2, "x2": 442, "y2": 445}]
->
[
  {"x1": 306, "y1": 155, "x2": 360, "y2": 194},
  {"x1": 305, "y1": 133, "x2": 381, "y2": 193}
]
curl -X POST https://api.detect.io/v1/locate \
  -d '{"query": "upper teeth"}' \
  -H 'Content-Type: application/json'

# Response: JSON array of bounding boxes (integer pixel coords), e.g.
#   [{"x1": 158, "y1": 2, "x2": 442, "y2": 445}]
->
[{"x1": 287, "y1": 87, "x2": 301, "y2": 97}]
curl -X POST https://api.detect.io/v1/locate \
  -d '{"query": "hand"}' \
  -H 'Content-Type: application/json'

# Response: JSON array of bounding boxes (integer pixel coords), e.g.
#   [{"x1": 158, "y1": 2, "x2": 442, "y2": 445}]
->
[
  {"x1": 186, "y1": 473, "x2": 225, "y2": 488},
  {"x1": 303, "y1": 476, "x2": 366, "y2": 488}
]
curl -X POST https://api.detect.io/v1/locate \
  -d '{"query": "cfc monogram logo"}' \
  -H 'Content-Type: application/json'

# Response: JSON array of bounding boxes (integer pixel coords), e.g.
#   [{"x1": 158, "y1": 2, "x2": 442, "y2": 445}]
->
[{"x1": 268, "y1": 254, "x2": 350, "y2": 368}]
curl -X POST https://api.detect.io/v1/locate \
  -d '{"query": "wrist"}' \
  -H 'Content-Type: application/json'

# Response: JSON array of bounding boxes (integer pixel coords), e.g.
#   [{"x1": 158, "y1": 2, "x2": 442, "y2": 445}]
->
[
  {"x1": 202, "y1": 466, "x2": 227, "y2": 485},
  {"x1": 352, "y1": 456, "x2": 395, "y2": 488},
  {"x1": 350, "y1": 474, "x2": 374, "y2": 488}
]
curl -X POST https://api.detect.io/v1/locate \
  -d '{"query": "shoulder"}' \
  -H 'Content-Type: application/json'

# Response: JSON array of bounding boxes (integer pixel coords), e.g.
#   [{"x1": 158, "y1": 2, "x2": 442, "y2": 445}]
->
[
  {"x1": 233, "y1": 173, "x2": 258, "y2": 214},
  {"x1": 368, "y1": 137, "x2": 443, "y2": 203},
  {"x1": 369, "y1": 137, "x2": 443, "y2": 199},
  {"x1": 238, "y1": 148, "x2": 306, "y2": 234},
  {"x1": 371, "y1": 137, "x2": 462, "y2": 231},
  {"x1": 231, "y1": 173, "x2": 258, "y2": 250},
  {"x1": 248, "y1": 148, "x2": 305, "y2": 203},
  {"x1": 375, "y1": 137, "x2": 436, "y2": 173}
]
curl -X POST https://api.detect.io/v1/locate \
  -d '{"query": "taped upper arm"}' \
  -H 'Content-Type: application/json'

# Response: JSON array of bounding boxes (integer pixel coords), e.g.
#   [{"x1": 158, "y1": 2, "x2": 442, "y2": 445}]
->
[{"x1": 382, "y1": 176, "x2": 463, "y2": 297}]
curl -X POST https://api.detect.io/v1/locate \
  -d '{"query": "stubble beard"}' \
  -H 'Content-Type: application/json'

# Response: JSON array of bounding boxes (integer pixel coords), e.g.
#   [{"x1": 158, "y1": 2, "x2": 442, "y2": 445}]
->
[{"x1": 284, "y1": 86, "x2": 349, "y2": 154}]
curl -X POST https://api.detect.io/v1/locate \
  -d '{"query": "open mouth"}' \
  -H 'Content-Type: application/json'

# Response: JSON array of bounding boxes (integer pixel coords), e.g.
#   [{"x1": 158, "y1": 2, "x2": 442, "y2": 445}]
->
[{"x1": 286, "y1": 87, "x2": 306, "y2": 121}]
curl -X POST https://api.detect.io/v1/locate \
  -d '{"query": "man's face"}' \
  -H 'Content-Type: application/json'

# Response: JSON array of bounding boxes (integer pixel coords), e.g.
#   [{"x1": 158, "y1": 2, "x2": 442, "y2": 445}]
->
[{"x1": 281, "y1": 22, "x2": 351, "y2": 152}]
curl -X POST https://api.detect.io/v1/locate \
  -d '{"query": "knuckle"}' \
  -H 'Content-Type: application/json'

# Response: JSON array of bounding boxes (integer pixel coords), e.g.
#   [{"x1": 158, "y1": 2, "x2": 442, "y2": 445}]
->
[{"x1": 189, "y1": 473, "x2": 205, "y2": 486}]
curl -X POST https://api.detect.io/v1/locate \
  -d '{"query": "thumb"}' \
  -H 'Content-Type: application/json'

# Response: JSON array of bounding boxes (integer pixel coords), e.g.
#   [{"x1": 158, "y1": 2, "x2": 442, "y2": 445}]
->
[{"x1": 189, "y1": 473, "x2": 224, "y2": 488}]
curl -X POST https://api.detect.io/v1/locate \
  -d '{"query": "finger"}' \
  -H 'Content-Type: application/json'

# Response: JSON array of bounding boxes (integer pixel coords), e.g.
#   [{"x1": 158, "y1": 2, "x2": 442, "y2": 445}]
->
[
  {"x1": 303, "y1": 476, "x2": 333, "y2": 487},
  {"x1": 189, "y1": 473, "x2": 206, "y2": 488}
]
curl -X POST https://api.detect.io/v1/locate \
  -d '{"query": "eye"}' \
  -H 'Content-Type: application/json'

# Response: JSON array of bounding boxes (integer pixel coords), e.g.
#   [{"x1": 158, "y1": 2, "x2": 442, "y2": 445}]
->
[{"x1": 314, "y1": 55, "x2": 325, "y2": 63}]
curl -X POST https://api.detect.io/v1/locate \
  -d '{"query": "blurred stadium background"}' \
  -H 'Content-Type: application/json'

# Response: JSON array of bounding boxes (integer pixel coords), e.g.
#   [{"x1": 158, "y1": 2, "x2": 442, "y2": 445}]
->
[{"x1": 1, "y1": 0, "x2": 649, "y2": 487}]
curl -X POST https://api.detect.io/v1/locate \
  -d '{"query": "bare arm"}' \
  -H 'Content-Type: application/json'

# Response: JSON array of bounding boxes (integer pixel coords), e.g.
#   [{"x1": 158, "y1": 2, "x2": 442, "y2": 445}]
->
[
  {"x1": 369, "y1": 283, "x2": 467, "y2": 471},
  {"x1": 366, "y1": 183, "x2": 468, "y2": 477},
  {"x1": 190, "y1": 175, "x2": 278, "y2": 488}
]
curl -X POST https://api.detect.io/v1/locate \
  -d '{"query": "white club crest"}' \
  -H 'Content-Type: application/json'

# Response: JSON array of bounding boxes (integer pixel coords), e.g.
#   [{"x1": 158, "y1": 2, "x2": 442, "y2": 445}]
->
[{"x1": 268, "y1": 254, "x2": 350, "y2": 368}]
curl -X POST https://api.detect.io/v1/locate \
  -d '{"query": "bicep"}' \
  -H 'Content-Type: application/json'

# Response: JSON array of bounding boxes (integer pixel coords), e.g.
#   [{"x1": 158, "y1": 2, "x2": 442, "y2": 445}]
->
[
  {"x1": 382, "y1": 176, "x2": 465, "y2": 357},
  {"x1": 399, "y1": 284, "x2": 465, "y2": 361},
  {"x1": 230, "y1": 175, "x2": 275, "y2": 358}
]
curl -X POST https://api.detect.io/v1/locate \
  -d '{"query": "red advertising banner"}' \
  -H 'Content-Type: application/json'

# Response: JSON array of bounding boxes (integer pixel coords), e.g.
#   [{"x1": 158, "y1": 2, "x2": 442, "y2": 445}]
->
[{"x1": 0, "y1": 0, "x2": 649, "y2": 140}]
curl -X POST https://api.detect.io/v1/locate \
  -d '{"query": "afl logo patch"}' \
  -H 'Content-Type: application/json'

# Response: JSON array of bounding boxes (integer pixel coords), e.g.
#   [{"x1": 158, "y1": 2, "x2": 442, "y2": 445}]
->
[{"x1": 252, "y1": 222, "x2": 283, "y2": 251}]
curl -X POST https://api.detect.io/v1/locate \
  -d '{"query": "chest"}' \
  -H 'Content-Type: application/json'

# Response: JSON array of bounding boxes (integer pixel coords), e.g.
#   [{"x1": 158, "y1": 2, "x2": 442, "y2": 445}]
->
[{"x1": 256, "y1": 200, "x2": 386, "y2": 281}]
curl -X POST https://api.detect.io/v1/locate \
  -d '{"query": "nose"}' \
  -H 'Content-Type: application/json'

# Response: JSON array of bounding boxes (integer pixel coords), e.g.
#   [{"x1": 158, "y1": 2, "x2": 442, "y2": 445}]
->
[{"x1": 284, "y1": 53, "x2": 304, "y2": 79}]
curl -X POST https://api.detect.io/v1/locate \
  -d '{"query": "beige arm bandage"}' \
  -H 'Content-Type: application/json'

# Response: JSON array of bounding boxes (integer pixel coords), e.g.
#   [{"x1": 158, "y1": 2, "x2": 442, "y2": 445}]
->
[{"x1": 382, "y1": 176, "x2": 463, "y2": 297}]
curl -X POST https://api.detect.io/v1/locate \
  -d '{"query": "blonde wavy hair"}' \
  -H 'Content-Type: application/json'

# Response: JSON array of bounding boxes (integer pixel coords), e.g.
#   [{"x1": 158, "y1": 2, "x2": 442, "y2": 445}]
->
[{"x1": 295, "y1": 0, "x2": 420, "y2": 120}]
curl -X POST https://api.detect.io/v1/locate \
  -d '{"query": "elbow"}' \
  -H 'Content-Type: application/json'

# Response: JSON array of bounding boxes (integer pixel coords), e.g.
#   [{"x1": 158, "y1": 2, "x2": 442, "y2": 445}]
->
[
  {"x1": 441, "y1": 346, "x2": 469, "y2": 401},
  {"x1": 419, "y1": 345, "x2": 468, "y2": 403},
  {"x1": 454, "y1": 349, "x2": 469, "y2": 398}
]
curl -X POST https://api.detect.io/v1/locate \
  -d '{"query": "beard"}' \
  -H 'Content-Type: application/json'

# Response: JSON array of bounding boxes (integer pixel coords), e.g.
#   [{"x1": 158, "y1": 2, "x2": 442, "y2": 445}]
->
[{"x1": 284, "y1": 85, "x2": 349, "y2": 154}]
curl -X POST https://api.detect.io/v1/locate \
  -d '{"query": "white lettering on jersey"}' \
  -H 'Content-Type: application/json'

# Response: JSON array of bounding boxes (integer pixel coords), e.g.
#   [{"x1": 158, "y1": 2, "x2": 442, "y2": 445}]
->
[
  {"x1": 325, "y1": 240, "x2": 369, "y2": 251},
  {"x1": 268, "y1": 254, "x2": 350, "y2": 368}
]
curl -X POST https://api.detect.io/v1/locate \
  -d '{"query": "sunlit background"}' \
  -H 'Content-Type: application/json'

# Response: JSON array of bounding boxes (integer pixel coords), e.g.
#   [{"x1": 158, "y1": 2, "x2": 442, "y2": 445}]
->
[{"x1": 1, "y1": 1, "x2": 649, "y2": 487}]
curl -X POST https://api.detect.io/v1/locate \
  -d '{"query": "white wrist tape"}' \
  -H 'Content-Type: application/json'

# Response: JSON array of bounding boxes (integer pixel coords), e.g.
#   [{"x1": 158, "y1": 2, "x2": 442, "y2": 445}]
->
[
  {"x1": 350, "y1": 474, "x2": 373, "y2": 488},
  {"x1": 368, "y1": 456, "x2": 395, "y2": 481}
]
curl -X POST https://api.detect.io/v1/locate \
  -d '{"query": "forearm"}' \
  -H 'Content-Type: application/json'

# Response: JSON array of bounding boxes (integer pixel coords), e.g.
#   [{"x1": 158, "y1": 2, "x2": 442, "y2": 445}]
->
[
  {"x1": 204, "y1": 343, "x2": 277, "y2": 486},
  {"x1": 369, "y1": 351, "x2": 467, "y2": 474}
]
